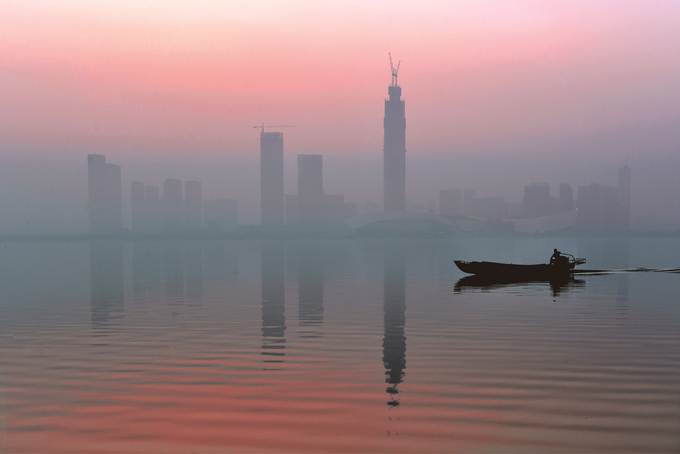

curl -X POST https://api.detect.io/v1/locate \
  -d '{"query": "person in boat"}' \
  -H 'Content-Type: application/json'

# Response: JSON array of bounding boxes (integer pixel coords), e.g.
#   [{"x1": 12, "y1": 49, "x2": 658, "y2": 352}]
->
[{"x1": 550, "y1": 249, "x2": 568, "y2": 266}]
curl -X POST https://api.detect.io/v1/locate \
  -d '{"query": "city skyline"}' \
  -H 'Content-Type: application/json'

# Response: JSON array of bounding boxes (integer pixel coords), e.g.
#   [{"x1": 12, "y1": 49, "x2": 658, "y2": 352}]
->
[{"x1": 0, "y1": 1, "x2": 678, "y2": 232}]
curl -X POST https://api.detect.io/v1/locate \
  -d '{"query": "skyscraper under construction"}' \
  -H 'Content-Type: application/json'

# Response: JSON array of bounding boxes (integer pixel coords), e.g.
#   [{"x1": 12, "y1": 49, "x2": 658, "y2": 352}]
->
[
  {"x1": 383, "y1": 55, "x2": 406, "y2": 212},
  {"x1": 260, "y1": 131, "x2": 285, "y2": 226}
]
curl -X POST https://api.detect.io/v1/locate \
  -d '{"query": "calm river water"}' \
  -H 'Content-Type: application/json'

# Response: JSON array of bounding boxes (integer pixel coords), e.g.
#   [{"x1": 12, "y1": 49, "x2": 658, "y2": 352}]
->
[{"x1": 1, "y1": 237, "x2": 678, "y2": 452}]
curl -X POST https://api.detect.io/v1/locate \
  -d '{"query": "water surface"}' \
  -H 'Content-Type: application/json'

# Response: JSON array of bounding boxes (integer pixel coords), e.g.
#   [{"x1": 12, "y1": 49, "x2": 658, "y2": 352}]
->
[{"x1": 1, "y1": 238, "x2": 678, "y2": 452}]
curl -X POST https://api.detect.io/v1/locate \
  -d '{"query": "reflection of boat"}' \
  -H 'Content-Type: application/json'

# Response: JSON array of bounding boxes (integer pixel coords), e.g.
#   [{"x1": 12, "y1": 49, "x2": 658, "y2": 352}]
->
[
  {"x1": 454, "y1": 274, "x2": 584, "y2": 295},
  {"x1": 455, "y1": 254, "x2": 585, "y2": 281}
]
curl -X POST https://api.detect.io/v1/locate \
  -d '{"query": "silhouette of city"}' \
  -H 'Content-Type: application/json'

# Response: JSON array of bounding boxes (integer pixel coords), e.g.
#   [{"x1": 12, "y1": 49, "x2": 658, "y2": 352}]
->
[{"x1": 80, "y1": 57, "x2": 633, "y2": 238}]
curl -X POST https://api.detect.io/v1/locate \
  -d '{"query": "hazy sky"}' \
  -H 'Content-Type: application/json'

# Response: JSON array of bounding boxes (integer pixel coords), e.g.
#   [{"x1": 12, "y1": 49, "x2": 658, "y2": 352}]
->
[{"x1": 1, "y1": 0, "x2": 679, "y2": 231}]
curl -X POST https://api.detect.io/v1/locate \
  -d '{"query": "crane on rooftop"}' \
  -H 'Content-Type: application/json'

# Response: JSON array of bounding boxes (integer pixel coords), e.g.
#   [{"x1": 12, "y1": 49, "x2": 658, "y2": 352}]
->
[
  {"x1": 254, "y1": 123, "x2": 295, "y2": 133},
  {"x1": 389, "y1": 53, "x2": 400, "y2": 87}
]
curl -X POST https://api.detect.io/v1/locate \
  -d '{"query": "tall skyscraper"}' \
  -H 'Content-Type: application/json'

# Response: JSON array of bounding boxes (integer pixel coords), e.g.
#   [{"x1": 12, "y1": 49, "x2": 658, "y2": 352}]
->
[
  {"x1": 260, "y1": 132, "x2": 285, "y2": 226},
  {"x1": 618, "y1": 165, "x2": 631, "y2": 230},
  {"x1": 297, "y1": 154, "x2": 324, "y2": 226},
  {"x1": 383, "y1": 56, "x2": 406, "y2": 212},
  {"x1": 185, "y1": 180, "x2": 202, "y2": 232},
  {"x1": 87, "y1": 154, "x2": 122, "y2": 235}
]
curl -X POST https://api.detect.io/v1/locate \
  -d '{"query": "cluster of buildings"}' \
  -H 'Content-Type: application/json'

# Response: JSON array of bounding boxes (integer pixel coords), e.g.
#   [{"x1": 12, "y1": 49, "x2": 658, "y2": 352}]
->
[
  {"x1": 87, "y1": 59, "x2": 632, "y2": 236},
  {"x1": 436, "y1": 165, "x2": 631, "y2": 232},
  {"x1": 87, "y1": 155, "x2": 237, "y2": 236}
]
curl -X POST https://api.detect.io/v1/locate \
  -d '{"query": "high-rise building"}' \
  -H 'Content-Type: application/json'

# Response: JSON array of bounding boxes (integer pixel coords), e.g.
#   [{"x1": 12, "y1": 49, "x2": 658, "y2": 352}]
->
[
  {"x1": 163, "y1": 178, "x2": 183, "y2": 232},
  {"x1": 87, "y1": 154, "x2": 122, "y2": 235},
  {"x1": 185, "y1": 180, "x2": 202, "y2": 232},
  {"x1": 260, "y1": 132, "x2": 285, "y2": 226},
  {"x1": 383, "y1": 58, "x2": 406, "y2": 212},
  {"x1": 439, "y1": 189, "x2": 462, "y2": 216},
  {"x1": 619, "y1": 165, "x2": 631, "y2": 230},
  {"x1": 297, "y1": 154, "x2": 324, "y2": 226}
]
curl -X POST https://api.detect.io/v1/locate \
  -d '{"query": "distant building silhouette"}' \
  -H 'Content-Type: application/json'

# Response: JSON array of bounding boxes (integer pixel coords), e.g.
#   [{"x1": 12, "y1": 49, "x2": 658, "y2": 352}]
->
[
  {"x1": 297, "y1": 154, "x2": 324, "y2": 226},
  {"x1": 87, "y1": 154, "x2": 122, "y2": 235},
  {"x1": 163, "y1": 178, "x2": 183, "y2": 232},
  {"x1": 384, "y1": 59, "x2": 406, "y2": 212},
  {"x1": 260, "y1": 132, "x2": 285, "y2": 226},
  {"x1": 619, "y1": 165, "x2": 631, "y2": 230},
  {"x1": 439, "y1": 189, "x2": 462, "y2": 216},
  {"x1": 185, "y1": 180, "x2": 202, "y2": 232}
]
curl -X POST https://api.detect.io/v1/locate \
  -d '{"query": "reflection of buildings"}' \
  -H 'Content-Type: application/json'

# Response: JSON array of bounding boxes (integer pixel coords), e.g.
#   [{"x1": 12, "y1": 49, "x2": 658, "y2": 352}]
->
[
  {"x1": 260, "y1": 132, "x2": 285, "y2": 227},
  {"x1": 132, "y1": 241, "x2": 162, "y2": 297},
  {"x1": 383, "y1": 246, "x2": 406, "y2": 406},
  {"x1": 89, "y1": 241, "x2": 124, "y2": 334},
  {"x1": 261, "y1": 243, "x2": 286, "y2": 362},
  {"x1": 87, "y1": 154, "x2": 122, "y2": 235},
  {"x1": 298, "y1": 244, "x2": 323, "y2": 338}
]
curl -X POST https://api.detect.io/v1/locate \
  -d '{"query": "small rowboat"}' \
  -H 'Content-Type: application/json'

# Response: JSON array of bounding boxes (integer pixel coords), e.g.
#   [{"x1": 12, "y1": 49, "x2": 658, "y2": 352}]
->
[{"x1": 455, "y1": 254, "x2": 585, "y2": 281}]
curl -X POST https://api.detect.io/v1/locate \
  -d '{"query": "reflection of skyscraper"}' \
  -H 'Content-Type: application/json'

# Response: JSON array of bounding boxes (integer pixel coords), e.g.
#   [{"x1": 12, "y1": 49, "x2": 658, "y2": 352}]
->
[
  {"x1": 298, "y1": 154, "x2": 324, "y2": 226},
  {"x1": 383, "y1": 246, "x2": 406, "y2": 406},
  {"x1": 384, "y1": 60, "x2": 406, "y2": 212},
  {"x1": 298, "y1": 244, "x2": 323, "y2": 338},
  {"x1": 89, "y1": 241, "x2": 124, "y2": 335},
  {"x1": 185, "y1": 241, "x2": 204, "y2": 304},
  {"x1": 87, "y1": 154, "x2": 122, "y2": 235},
  {"x1": 164, "y1": 242, "x2": 184, "y2": 305},
  {"x1": 260, "y1": 132, "x2": 285, "y2": 226},
  {"x1": 261, "y1": 243, "x2": 286, "y2": 362}
]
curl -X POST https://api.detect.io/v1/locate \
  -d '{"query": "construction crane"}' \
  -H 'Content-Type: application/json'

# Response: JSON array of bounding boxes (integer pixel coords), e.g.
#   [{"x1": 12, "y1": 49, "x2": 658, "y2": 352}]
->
[
  {"x1": 254, "y1": 123, "x2": 295, "y2": 133},
  {"x1": 389, "y1": 53, "x2": 400, "y2": 87}
]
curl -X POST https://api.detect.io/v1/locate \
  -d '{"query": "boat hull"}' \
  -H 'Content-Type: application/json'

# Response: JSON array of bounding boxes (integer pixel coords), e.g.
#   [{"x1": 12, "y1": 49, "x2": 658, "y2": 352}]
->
[{"x1": 454, "y1": 260, "x2": 575, "y2": 281}]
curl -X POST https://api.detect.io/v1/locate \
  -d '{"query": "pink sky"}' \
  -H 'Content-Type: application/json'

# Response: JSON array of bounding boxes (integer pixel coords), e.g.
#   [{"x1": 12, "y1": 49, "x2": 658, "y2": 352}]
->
[{"x1": 2, "y1": 0, "x2": 678, "y2": 159}]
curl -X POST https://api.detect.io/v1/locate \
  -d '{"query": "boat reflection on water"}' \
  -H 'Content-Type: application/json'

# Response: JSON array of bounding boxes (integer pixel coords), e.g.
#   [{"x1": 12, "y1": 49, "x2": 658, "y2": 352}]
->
[{"x1": 454, "y1": 274, "x2": 585, "y2": 297}]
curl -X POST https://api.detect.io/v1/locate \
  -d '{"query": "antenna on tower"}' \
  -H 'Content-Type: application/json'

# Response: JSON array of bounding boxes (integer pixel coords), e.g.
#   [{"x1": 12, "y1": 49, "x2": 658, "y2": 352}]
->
[{"x1": 389, "y1": 53, "x2": 401, "y2": 87}]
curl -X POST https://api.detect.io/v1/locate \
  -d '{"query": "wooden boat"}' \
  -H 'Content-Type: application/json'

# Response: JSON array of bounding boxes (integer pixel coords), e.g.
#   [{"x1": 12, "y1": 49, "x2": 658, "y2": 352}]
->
[{"x1": 455, "y1": 254, "x2": 585, "y2": 281}]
